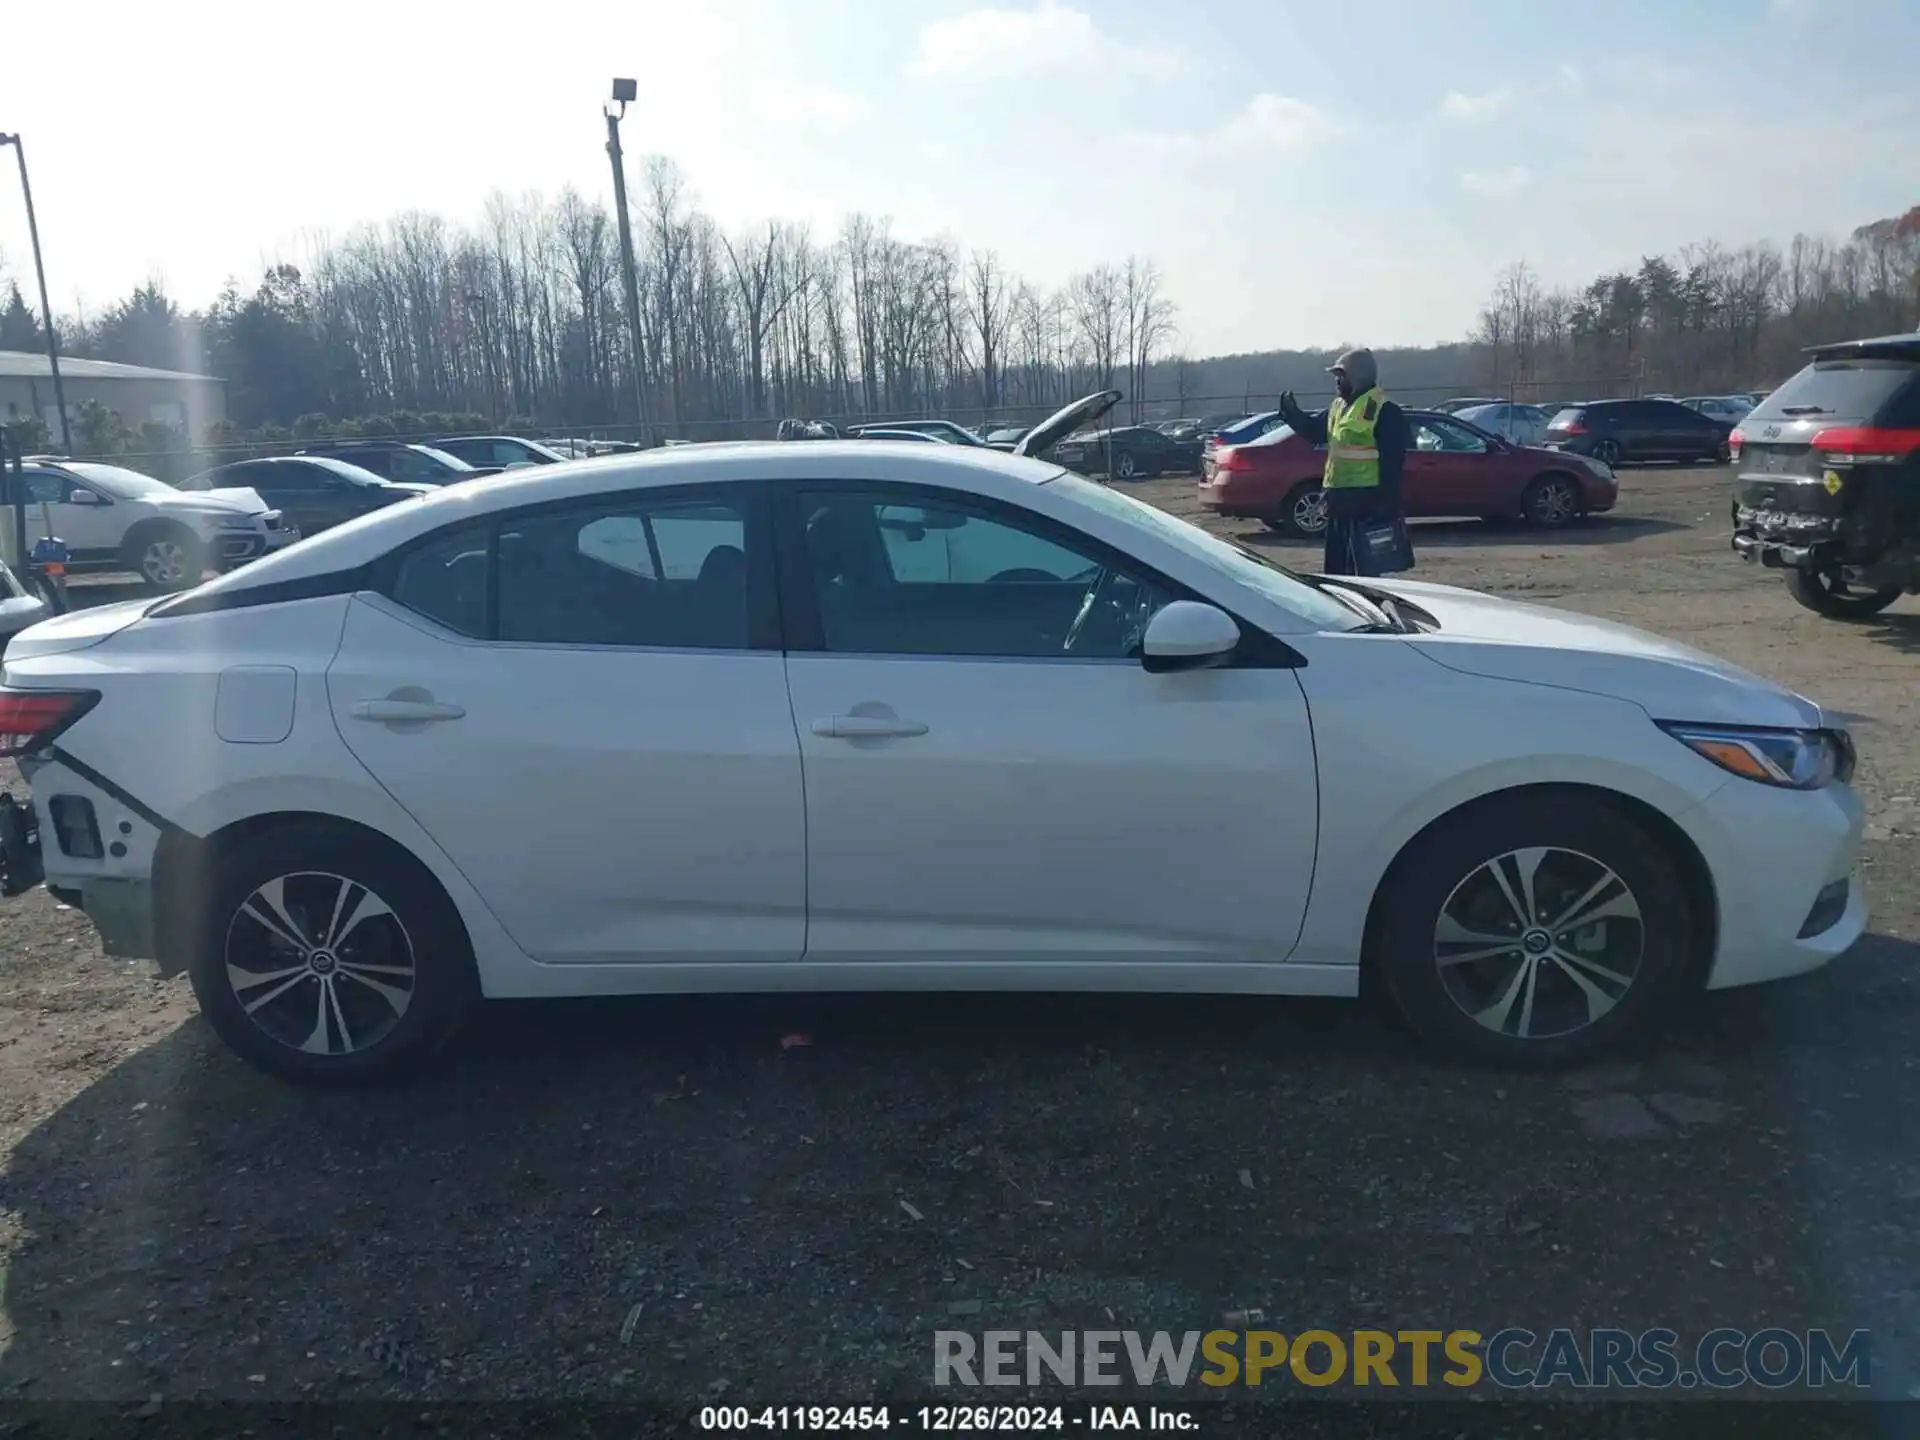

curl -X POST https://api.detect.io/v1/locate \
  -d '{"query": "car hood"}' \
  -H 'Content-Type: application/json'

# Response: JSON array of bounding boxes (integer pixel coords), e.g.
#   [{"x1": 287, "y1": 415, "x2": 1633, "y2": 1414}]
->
[
  {"x1": 148, "y1": 487, "x2": 268, "y2": 516},
  {"x1": 1359, "y1": 577, "x2": 1825, "y2": 729}
]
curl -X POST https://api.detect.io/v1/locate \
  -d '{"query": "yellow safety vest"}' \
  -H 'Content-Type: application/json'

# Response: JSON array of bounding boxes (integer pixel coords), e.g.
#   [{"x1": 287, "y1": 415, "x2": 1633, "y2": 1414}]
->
[{"x1": 1323, "y1": 386, "x2": 1385, "y2": 491}]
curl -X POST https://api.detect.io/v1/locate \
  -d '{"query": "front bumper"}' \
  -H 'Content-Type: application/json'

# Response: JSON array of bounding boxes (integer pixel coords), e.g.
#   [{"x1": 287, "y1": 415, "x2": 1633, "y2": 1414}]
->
[{"x1": 1683, "y1": 775, "x2": 1866, "y2": 989}]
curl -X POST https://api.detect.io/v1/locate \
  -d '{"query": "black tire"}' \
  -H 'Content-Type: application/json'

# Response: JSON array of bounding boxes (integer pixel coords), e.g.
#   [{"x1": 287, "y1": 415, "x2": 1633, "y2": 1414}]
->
[
  {"x1": 1520, "y1": 472, "x2": 1584, "y2": 528},
  {"x1": 1711, "y1": 438, "x2": 1732, "y2": 464},
  {"x1": 1112, "y1": 450, "x2": 1139, "y2": 481},
  {"x1": 1786, "y1": 569, "x2": 1901, "y2": 620},
  {"x1": 1277, "y1": 481, "x2": 1329, "y2": 537},
  {"x1": 121, "y1": 523, "x2": 205, "y2": 592},
  {"x1": 1369, "y1": 789, "x2": 1696, "y2": 1068},
  {"x1": 183, "y1": 820, "x2": 477, "y2": 1087},
  {"x1": 1591, "y1": 438, "x2": 1622, "y2": 468}
]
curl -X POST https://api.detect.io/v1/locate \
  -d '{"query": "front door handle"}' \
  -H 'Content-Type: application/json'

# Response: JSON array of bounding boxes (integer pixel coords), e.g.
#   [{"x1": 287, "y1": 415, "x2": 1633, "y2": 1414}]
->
[
  {"x1": 811, "y1": 715, "x2": 929, "y2": 740},
  {"x1": 351, "y1": 698, "x2": 466, "y2": 723}
]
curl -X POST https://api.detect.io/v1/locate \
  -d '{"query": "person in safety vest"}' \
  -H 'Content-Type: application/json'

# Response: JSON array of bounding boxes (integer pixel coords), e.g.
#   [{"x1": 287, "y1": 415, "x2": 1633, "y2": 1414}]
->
[{"x1": 1277, "y1": 347, "x2": 1412, "y2": 577}]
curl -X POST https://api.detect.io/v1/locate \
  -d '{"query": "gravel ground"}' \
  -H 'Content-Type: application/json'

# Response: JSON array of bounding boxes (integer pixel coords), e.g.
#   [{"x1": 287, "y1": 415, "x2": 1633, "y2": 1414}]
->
[{"x1": 0, "y1": 464, "x2": 1915, "y2": 1432}]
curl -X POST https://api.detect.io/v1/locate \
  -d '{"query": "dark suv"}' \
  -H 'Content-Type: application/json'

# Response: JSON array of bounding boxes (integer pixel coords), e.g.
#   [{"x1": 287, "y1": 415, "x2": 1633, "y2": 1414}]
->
[
  {"x1": 1730, "y1": 332, "x2": 1920, "y2": 619},
  {"x1": 1543, "y1": 398, "x2": 1732, "y2": 467}
]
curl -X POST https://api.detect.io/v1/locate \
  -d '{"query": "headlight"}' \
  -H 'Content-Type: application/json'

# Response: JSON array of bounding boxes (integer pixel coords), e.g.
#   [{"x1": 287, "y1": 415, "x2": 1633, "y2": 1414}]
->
[
  {"x1": 1659, "y1": 722, "x2": 1852, "y2": 789},
  {"x1": 195, "y1": 513, "x2": 255, "y2": 531}
]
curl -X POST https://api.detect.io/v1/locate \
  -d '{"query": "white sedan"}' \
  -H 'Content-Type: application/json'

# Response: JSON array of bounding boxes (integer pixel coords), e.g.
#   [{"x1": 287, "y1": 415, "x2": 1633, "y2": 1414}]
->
[{"x1": 0, "y1": 393, "x2": 1865, "y2": 1084}]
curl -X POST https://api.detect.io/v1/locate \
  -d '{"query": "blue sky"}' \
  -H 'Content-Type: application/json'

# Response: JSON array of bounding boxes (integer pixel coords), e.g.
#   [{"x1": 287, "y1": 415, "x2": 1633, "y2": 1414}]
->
[{"x1": 4, "y1": 0, "x2": 1918, "y2": 356}]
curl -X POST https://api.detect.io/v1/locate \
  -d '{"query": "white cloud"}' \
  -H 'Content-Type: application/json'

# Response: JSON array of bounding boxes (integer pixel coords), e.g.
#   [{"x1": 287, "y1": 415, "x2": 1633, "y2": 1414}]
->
[
  {"x1": 1139, "y1": 93, "x2": 1334, "y2": 156},
  {"x1": 909, "y1": 1, "x2": 1173, "y2": 80},
  {"x1": 749, "y1": 83, "x2": 869, "y2": 135},
  {"x1": 1460, "y1": 166, "x2": 1532, "y2": 198},
  {"x1": 1438, "y1": 89, "x2": 1511, "y2": 123}
]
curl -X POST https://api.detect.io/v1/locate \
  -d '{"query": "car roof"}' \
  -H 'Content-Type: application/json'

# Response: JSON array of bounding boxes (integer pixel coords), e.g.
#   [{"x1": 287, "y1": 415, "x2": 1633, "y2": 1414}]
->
[{"x1": 171, "y1": 442, "x2": 1073, "y2": 596}]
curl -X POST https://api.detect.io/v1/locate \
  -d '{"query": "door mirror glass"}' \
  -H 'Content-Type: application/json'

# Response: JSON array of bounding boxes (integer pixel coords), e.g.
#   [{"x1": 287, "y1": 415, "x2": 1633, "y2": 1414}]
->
[
  {"x1": 1140, "y1": 601, "x2": 1240, "y2": 674},
  {"x1": 65, "y1": 487, "x2": 105, "y2": 506}
]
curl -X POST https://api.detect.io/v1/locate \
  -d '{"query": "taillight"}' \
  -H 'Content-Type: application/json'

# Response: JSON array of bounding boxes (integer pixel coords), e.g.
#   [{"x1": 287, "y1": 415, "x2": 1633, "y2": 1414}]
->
[
  {"x1": 1809, "y1": 427, "x2": 1920, "y2": 464},
  {"x1": 0, "y1": 689, "x2": 99, "y2": 758},
  {"x1": 1560, "y1": 420, "x2": 1587, "y2": 436},
  {"x1": 1728, "y1": 428, "x2": 1744, "y2": 461},
  {"x1": 1213, "y1": 446, "x2": 1255, "y2": 473}
]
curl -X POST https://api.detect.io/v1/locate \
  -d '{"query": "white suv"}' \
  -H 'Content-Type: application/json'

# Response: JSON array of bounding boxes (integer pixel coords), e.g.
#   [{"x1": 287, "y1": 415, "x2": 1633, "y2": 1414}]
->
[{"x1": 18, "y1": 459, "x2": 297, "y2": 590}]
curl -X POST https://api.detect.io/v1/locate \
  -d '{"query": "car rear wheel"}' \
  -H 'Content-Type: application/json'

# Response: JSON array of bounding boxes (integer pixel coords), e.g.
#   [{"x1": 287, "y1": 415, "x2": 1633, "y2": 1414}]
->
[
  {"x1": 1591, "y1": 439, "x2": 1622, "y2": 468},
  {"x1": 1786, "y1": 569, "x2": 1901, "y2": 620},
  {"x1": 184, "y1": 821, "x2": 477, "y2": 1087},
  {"x1": 1272, "y1": 482, "x2": 1329, "y2": 537},
  {"x1": 1370, "y1": 790, "x2": 1695, "y2": 1068},
  {"x1": 1520, "y1": 473, "x2": 1584, "y2": 528},
  {"x1": 1112, "y1": 451, "x2": 1139, "y2": 481}
]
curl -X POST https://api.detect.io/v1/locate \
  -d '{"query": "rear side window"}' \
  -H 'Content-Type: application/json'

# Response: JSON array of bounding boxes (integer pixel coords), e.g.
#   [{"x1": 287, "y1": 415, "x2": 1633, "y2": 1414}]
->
[
  {"x1": 1747, "y1": 361, "x2": 1920, "y2": 424},
  {"x1": 391, "y1": 528, "x2": 490, "y2": 638}
]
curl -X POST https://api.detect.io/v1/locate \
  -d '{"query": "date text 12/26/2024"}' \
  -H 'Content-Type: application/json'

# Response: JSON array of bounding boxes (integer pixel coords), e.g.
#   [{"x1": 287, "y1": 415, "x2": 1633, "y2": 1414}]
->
[{"x1": 698, "y1": 1405, "x2": 1198, "y2": 1432}]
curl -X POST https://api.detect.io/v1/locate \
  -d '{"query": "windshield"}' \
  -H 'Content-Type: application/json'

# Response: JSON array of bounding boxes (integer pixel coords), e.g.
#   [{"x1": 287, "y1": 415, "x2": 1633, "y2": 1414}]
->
[
  {"x1": 1047, "y1": 472, "x2": 1368, "y2": 632},
  {"x1": 414, "y1": 446, "x2": 477, "y2": 471},
  {"x1": 60, "y1": 462, "x2": 177, "y2": 499}
]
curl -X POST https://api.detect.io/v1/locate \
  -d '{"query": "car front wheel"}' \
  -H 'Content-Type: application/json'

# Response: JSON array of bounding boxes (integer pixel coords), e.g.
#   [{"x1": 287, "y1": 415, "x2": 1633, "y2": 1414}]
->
[
  {"x1": 183, "y1": 821, "x2": 477, "y2": 1086},
  {"x1": 1521, "y1": 473, "x2": 1584, "y2": 527},
  {"x1": 1371, "y1": 790, "x2": 1696, "y2": 1067}
]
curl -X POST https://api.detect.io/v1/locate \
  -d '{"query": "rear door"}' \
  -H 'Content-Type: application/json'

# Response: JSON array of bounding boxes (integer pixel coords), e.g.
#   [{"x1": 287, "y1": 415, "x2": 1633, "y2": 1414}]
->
[{"x1": 327, "y1": 482, "x2": 805, "y2": 966}]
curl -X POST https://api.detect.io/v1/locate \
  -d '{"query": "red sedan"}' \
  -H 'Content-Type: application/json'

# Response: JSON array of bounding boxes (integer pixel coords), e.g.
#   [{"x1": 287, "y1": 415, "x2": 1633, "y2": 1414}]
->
[{"x1": 1196, "y1": 409, "x2": 1619, "y2": 536}]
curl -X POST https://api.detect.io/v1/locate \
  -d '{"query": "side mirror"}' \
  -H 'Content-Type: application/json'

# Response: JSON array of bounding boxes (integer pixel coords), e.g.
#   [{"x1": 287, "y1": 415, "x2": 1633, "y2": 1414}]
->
[
  {"x1": 66, "y1": 489, "x2": 104, "y2": 506},
  {"x1": 1140, "y1": 601, "x2": 1240, "y2": 674}
]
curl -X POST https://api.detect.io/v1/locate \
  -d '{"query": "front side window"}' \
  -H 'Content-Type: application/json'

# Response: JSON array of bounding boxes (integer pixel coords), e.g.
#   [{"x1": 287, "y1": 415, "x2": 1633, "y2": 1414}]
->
[
  {"x1": 802, "y1": 491, "x2": 1170, "y2": 659},
  {"x1": 1413, "y1": 419, "x2": 1488, "y2": 453}
]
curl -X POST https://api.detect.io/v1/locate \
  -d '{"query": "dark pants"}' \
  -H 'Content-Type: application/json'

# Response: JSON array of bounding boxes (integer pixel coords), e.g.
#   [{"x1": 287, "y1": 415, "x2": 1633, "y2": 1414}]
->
[{"x1": 1322, "y1": 486, "x2": 1410, "y2": 576}]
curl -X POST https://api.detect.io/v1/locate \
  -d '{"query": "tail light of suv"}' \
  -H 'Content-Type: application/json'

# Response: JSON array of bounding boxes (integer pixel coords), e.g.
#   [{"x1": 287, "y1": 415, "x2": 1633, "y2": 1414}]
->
[
  {"x1": 1728, "y1": 429, "x2": 1744, "y2": 462},
  {"x1": 1809, "y1": 427, "x2": 1920, "y2": 465},
  {"x1": 0, "y1": 689, "x2": 99, "y2": 758}
]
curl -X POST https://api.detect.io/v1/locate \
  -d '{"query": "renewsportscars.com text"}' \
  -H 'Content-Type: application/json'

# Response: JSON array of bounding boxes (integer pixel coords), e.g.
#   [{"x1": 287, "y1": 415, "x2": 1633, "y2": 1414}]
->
[{"x1": 933, "y1": 1327, "x2": 1870, "y2": 1391}]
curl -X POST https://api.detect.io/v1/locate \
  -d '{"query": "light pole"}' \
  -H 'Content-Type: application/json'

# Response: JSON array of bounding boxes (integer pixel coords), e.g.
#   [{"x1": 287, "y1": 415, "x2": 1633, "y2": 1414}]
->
[
  {"x1": 0, "y1": 134, "x2": 72, "y2": 455},
  {"x1": 604, "y1": 79, "x2": 649, "y2": 439}
]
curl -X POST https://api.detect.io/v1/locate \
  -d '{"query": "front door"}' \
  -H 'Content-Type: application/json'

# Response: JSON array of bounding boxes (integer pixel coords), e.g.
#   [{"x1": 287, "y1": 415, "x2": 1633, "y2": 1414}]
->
[
  {"x1": 19, "y1": 467, "x2": 124, "y2": 563},
  {"x1": 1406, "y1": 416, "x2": 1491, "y2": 513},
  {"x1": 327, "y1": 485, "x2": 806, "y2": 965},
  {"x1": 777, "y1": 485, "x2": 1319, "y2": 970}
]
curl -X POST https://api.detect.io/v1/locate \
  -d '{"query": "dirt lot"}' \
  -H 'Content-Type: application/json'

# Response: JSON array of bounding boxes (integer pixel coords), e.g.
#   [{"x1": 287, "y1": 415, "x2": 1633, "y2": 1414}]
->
[{"x1": 0, "y1": 463, "x2": 1915, "y2": 1428}]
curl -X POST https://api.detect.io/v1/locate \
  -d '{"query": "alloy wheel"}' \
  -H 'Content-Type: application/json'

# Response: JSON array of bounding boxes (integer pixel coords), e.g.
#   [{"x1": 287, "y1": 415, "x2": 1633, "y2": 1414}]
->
[
  {"x1": 1528, "y1": 478, "x2": 1579, "y2": 526},
  {"x1": 224, "y1": 871, "x2": 417, "y2": 1055},
  {"x1": 1433, "y1": 847, "x2": 1645, "y2": 1041},
  {"x1": 142, "y1": 539, "x2": 192, "y2": 587},
  {"x1": 1592, "y1": 440, "x2": 1621, "y2": 467},
  {"x1": 1114, "y1": 452, "x2": 1138, "y2": 480},
  {"x1": 1291, "y1": 487, "x2": 1330, "y2": 535}
]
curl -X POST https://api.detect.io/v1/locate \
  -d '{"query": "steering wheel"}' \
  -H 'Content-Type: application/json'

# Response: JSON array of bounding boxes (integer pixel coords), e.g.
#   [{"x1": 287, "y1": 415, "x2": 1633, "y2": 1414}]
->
[{"x1": 1061, "y1": 565, "x2": 1113, "y2": 653}]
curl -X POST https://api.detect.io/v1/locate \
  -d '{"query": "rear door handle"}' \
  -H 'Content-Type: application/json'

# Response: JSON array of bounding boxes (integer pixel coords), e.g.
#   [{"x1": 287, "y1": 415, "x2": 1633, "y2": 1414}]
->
[
  {"x1": 811, "y1": 715, "x2": 929, "y2": 739},
  {"x1": 350, "y1": 699, "x2": 466, "y2": 723}
]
